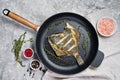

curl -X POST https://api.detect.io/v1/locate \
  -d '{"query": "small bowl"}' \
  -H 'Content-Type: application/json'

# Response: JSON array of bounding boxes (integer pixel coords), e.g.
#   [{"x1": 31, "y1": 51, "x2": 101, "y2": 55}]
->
[
  {"x1": 97, "y1": 17, "x2": 117, "y2": 37},
  {"x1": 30, "y1": 59, "x2": 41, "y2": 70},
  {"x1": 23, "y1": 48, "x2": 34, "y2": 59}
]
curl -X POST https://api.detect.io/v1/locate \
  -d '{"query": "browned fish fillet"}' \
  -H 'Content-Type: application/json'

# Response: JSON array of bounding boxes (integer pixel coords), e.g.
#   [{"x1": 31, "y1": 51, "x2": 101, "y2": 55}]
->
[{"x1": 48, "y1": 22, "x2": 84, "y2": 65}]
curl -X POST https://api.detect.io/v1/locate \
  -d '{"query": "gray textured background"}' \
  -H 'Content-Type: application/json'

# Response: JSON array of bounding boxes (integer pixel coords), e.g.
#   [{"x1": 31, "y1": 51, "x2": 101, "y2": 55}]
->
[{"x1": 0, "y1": 0, "x2": 120, "y2": 80}]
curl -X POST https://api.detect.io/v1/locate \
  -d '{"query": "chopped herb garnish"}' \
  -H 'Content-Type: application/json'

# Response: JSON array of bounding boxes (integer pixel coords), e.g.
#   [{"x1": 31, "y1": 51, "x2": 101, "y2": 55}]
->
[
  {"x1": 48, "y1": 21, "x2": 62, "y2": 30},
  {"x1": 12, "y1": 32, "x2": 33, "y2": 67},
  {"x1": 47, "y1": 19, "x2": 71, "y2": 30},
  {"x1": 82, "y1": 36, "x2": 88, "y2": 54},
  {"x1": 44, "y1": 45, "x2": 70, "y2": 65}
]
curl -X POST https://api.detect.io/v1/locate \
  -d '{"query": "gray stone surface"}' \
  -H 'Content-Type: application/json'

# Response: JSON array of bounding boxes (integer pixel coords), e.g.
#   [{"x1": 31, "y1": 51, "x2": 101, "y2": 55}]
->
[{"x1": 0, "y1": 0, "x2": 120, "y2": 80}]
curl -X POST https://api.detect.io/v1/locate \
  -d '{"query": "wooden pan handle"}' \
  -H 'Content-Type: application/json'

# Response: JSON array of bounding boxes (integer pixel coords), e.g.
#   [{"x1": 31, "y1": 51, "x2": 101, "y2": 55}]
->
[{"x1": 3, "y1": 9, "x2": 39, "y2": 31}]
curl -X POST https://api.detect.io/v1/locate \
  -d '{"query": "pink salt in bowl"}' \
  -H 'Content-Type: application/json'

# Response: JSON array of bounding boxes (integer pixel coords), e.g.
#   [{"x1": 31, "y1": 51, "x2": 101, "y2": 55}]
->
[{"x1": 97, "y1": 17, "x2": 117, "y2": 37}]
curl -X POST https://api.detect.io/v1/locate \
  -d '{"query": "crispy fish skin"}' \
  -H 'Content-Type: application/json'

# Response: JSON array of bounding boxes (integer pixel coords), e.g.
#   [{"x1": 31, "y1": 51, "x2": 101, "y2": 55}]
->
[{"x1": 48, "y1": 22, "x2": 84, "y2": 65}]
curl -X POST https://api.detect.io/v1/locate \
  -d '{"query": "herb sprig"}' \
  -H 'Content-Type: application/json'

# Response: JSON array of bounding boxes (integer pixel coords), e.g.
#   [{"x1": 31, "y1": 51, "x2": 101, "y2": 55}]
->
[{"x1": 12, "y1": 32, "x2": 33, "y2": 67}]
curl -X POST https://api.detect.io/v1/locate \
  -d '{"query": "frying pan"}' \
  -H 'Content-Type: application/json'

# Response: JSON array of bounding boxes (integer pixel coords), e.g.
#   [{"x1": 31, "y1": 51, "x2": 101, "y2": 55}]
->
[{"x1": 3, "y1": 9, "x2": 104, "y2": 75}]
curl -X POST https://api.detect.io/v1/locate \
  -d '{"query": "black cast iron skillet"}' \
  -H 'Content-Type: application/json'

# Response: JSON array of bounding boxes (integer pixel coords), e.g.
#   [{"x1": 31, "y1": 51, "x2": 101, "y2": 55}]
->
[{"x1": 3, "y1": 9, "x2": 104, "y2": 75}]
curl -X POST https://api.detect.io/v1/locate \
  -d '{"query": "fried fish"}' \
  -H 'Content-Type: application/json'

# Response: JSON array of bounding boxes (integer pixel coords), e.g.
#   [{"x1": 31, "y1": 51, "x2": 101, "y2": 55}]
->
[{"x1": 48, "y1": 22, "x2": 84, "y2": 65}]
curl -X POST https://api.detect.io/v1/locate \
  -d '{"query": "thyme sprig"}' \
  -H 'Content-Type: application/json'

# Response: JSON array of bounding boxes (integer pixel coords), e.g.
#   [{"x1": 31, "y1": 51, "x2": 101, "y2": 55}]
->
[{"x1": 12, "y1": 32, "x2": 33, "y2": 67}]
